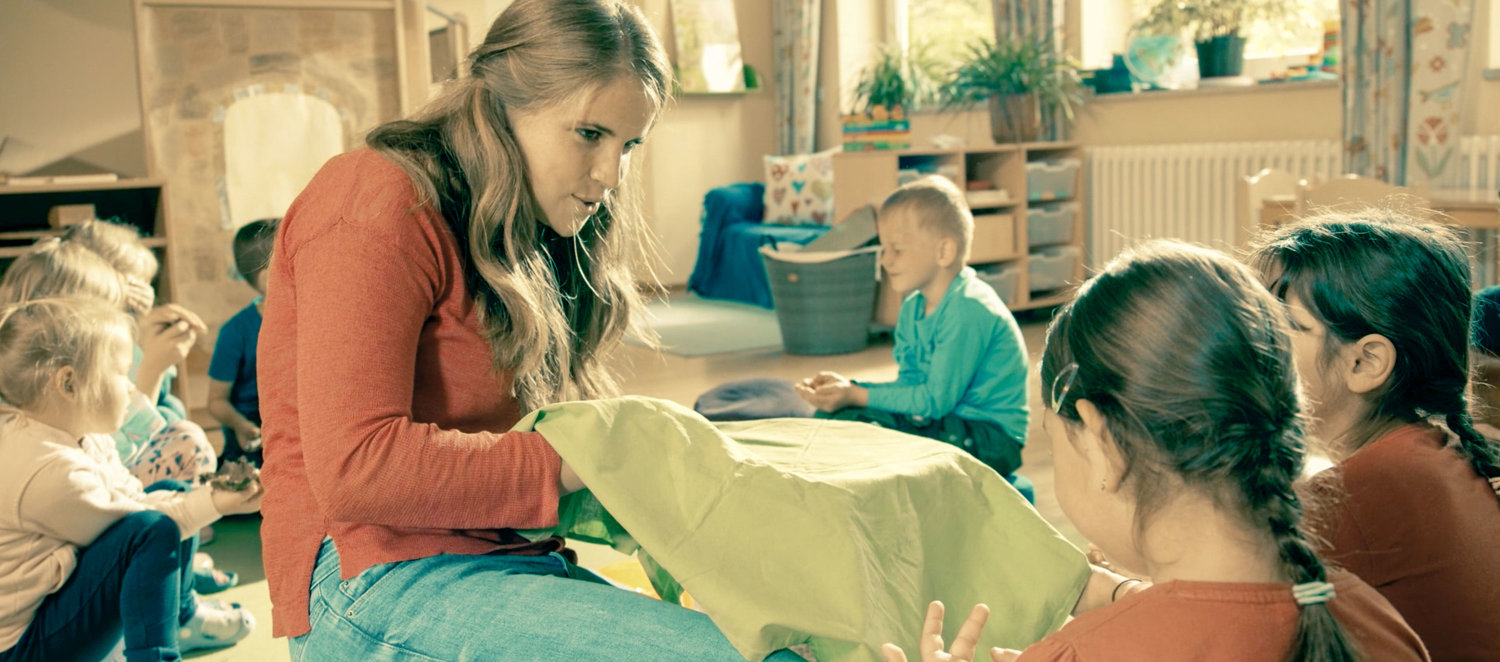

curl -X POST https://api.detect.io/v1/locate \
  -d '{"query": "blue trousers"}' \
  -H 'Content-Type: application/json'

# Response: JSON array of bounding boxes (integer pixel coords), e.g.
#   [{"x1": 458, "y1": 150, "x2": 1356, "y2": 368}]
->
[
  {"x1": 0, "y1": 480, "x2": 198, "y2": 662},
  {"x1": 290, "y1": 539, "x2": 805, "y2": 661}
]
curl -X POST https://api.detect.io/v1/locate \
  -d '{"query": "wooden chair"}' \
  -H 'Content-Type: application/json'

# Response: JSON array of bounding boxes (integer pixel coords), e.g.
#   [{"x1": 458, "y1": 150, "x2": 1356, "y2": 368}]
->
[
  {"x1": 1237, "y1": 168, "x2": 1302, "y2": 247},
  {"x1": 1295, "y1": 174, "x2": 1431, "y2": 217}
]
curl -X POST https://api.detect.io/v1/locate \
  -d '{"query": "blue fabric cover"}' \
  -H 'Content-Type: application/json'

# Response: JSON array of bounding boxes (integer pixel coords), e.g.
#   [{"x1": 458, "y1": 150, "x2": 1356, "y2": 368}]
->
[{"x1": 688, "y1": 183, "x2": 828, "y2": 308}]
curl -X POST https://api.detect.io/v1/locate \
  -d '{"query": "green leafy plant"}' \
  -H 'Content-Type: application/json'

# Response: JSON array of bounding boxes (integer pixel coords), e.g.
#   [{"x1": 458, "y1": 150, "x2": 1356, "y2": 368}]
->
[
  {"x1": 849, "y1": 44, "x2": 942, "y2": 115},
  {"x1": 940, "y1": 35, "x2": 1084, "y2": 122},
  {"x1": 1132, "y1": 0, "x2": 1297, "y2": 41}
]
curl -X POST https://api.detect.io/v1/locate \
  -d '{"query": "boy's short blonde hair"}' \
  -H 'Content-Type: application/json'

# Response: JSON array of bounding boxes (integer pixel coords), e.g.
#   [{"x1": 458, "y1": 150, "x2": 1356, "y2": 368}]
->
[
  {"x1": 0, "y1": 297, "x2": 133, "y2": 411},
  {"x1": 880, "y1": 176, "x2": 973, "y2": 258},
  {"x1": 0, "y1": 238, "x2": 126, "y2": 310},
  {"x1": 63, "y1": 219, "x2": 159, "y2": 283}
]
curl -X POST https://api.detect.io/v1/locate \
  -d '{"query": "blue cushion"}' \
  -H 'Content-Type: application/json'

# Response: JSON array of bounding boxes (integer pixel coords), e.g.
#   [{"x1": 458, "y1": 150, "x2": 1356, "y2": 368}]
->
[
  {"x1": 689, "y1": 183, "x2": 828, "y2": 308},
  {"x1": 694, "y1": 378, "x2": 816, "y2": 421}
]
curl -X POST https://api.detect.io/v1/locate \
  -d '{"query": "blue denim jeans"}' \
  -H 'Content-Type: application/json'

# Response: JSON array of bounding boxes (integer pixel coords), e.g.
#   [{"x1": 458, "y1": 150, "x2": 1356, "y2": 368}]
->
[{"x1": 290, "y1": 539, "x2": 804, "y2": 661}]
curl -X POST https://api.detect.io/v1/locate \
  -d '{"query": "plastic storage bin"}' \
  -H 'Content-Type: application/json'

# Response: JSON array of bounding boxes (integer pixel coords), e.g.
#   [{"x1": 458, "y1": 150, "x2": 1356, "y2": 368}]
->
[
  {"x1": 1028, "y1": 245, "x2": 1081, "y2": 292},
  {"x1": 1026, "y1": 158, "x2": 1081, "y2": 202},
  {"x1": 761, "y1": 246, "x2": 879, "y2": 355},
  {"x1": 1027, "y1": 202, "x2": 1077, "y2": 247},
  {"x1": 977, "y1": 264, "x2": 1022, "y2": 306}
]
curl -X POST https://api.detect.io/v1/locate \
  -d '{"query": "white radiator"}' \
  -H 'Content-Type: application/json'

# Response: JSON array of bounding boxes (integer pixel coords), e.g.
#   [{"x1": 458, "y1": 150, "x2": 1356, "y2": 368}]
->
[{"x1": 1086, "y1": 136, "x2": 1500, "y2": 284}]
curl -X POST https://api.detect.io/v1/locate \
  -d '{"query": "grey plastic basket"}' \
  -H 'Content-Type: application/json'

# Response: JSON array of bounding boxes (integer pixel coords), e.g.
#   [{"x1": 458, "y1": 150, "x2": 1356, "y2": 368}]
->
[{"x1": 761, "y1": 247, "x2": 878, "y2": 355}]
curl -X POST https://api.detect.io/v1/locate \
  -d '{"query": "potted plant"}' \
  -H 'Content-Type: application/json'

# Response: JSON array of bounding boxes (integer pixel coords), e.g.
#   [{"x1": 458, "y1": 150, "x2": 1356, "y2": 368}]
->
[
  {"x1": 941, "y1": 35, "x2": 1083, "y2": 143},
  {"x1": 843, "y1": 46, "x2": 939, "y2": 151},
  {"x1": 1132, "y1": 0, "x2": 1296, "y2": 79}
]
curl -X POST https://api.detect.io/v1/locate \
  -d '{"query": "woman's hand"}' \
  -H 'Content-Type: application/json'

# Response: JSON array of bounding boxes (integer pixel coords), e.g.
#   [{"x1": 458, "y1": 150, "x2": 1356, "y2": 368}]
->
[
  {"x1": 558, "y1": 460, "x2": 585, "y2": 495},
  {"x1": 880, "y1": 601, "x2": 1021, "y2": 662}
]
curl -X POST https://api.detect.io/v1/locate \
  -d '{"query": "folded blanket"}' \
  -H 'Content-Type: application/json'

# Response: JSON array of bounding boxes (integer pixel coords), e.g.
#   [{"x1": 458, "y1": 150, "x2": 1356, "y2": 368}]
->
[{"x1": 520, "y1": 396, "x2": 1087, "y2": 662}]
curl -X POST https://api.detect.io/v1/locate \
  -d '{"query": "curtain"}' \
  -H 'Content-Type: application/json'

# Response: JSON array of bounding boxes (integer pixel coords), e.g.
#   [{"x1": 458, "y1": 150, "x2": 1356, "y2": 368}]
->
[
  {"x1": 992, "y1": 0, "x2": 1065, "y2": 141},
  {"x1": 772, "y1": 0, "x2": 821, "y2": 155},
  {"x1": 1342, "y1": 0, "x2": 1477, "y2": 186}
]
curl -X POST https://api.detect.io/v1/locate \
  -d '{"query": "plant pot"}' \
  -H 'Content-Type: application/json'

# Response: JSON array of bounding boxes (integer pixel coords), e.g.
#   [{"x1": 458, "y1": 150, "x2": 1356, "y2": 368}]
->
[
  {"x1": 1194, "y1": 35, "x2": 1246, "y2": 79},
  {"x1": 988, "y1": 94, "x2": 1041, "y2": 143}
]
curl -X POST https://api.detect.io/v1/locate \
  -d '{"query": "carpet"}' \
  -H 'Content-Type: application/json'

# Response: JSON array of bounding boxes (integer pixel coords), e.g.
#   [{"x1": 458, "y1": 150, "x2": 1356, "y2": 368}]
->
[{"x1": 627, "y1": 295, "x2": 783, "y2": 356}]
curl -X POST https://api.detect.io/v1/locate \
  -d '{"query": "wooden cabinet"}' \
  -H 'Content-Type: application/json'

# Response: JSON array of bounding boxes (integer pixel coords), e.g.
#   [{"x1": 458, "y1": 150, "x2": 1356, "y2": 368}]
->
[{"x1": 833, "y1": 142, "x2": 1086, "y2": 325}]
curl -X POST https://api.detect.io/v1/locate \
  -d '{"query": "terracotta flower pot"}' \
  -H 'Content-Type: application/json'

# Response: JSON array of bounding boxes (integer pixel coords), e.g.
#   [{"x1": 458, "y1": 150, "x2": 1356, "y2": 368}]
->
[{"x1": 989, "y1": 94, "x2": 1041, "y2": 143}]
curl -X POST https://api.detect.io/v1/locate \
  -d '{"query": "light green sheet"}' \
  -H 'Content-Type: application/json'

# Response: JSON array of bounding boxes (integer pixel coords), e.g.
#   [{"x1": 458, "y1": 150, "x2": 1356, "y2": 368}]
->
[{"x1": 519, "y1": 396, "x2": 1087, "y2": 662}]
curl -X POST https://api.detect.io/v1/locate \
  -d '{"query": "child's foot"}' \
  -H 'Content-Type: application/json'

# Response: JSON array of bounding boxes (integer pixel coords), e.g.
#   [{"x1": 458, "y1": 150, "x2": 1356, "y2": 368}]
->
[
  {"x1": 178, "y1": 599, "x2": 254, "y2": 652},
  {"x1": 194, "y1": 566, "x2": 239, "y2": 594}
]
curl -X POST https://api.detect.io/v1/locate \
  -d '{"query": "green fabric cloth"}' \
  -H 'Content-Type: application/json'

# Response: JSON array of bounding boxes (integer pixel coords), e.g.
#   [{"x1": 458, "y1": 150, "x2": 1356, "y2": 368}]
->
[{"x1": 520, "y1": 396, "x2": 1087, "y2": 662}]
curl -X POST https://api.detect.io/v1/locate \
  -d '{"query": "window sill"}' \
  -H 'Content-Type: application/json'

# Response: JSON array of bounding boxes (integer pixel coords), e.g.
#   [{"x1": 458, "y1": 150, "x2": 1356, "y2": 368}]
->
[{"x1": 1086, "y1": 78, "x2": 1339, "y2": 104}]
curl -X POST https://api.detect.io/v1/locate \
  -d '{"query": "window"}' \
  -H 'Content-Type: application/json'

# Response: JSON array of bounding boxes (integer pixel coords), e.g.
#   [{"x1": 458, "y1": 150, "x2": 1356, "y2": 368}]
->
[
  {"x1": 895, "y1": 0, "x2": 995, "y2": 68},
  {"x1": 1080, "y1": 0, "x2": 1339, "y2": 75},
  {"x1": 1490, "y1": 1, "x2": 1500, "y2": 70}
]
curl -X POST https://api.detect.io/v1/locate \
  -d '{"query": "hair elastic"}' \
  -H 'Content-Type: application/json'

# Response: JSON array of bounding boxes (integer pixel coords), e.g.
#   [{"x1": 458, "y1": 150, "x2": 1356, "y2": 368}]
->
[
  {"x1": 1292, "y1": 581, "x2": 1336, "y2": 606},
  {"x1": 1049, "y1": 362, "x2": 1080, "y2": 414},
  {"x1": 1111, "y1": 577, "x2": 1143, "y2": 602}
]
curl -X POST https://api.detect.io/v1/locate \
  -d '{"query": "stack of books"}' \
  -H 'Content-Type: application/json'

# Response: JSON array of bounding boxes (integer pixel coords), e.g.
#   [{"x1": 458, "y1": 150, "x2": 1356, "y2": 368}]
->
[{"x1": 842, "y1": 106, "x2": 911, "y2": 152}]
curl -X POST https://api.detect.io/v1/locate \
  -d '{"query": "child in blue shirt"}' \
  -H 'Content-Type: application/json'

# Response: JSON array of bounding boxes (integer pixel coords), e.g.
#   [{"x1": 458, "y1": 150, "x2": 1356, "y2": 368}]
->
[
  {"x1": 797, "y1": 176, "x2": 1029, "y2": 477},
  {"x1": 208, "y1": 219, "x2": 275, "y2": 468}
]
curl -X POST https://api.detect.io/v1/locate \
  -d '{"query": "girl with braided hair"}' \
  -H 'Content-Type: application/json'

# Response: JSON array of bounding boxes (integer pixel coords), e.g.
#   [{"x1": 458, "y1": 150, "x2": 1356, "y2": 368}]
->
[
  {"x1": 884, "y1": 241, "x2": 1425, "y2": 662},
  {"x1": 1251, "y1": 213, "x2": 1500, "y2": 661}
]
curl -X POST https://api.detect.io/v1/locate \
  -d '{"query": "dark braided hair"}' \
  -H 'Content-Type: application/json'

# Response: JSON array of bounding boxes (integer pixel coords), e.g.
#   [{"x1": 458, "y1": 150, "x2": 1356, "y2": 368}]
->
[
  {"x1": 1041, "y1": 241, "x2": 1360, "y2": 662},
  {"x1": 1251, "y1": 212, "x2": 1500, "y2": 500}
]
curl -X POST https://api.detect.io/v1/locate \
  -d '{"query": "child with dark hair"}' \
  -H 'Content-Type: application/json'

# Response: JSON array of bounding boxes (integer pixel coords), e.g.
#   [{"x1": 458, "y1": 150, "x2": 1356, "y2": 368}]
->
[
  {"x1": 797, "y1": 176, "x2": 1029, "y2": 479},
  {"x1": 1469, "y1": 285, "x2": 1500, "y2": 432},
  {"x1": 885, "y1": 241, "x2": 1425, "y2": 662},
  {"x1": 207, "y1": 219, "x2": 276, "y2": 468},
  {"x1": 1251, "y1": 213, "x2": 1500, "y2": 661}
]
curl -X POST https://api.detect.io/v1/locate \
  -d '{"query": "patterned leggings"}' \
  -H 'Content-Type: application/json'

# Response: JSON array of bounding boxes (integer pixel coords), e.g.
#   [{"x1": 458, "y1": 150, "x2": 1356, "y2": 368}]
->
[{"x1": 124, "y1": 420, "x2": 217, "y2": 485}]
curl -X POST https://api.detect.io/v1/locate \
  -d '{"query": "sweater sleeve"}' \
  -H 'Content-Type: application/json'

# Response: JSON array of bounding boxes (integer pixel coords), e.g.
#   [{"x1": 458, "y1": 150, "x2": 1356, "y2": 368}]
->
[
  {"x1": 111, "y1": 391, "x2": 166, "y2": 464},
  {"x1": 19, "y1": 459, "x2": 150, "y2": 546},
  {"x1": 288, "y1": 213, "x2": 562, "y2": 531},
  {"x1": 865, "y1": 308, "x2": 989, "y2": 419},
  {"x1": 140, "y1": 488, "x2": 222, "y2": 539}
]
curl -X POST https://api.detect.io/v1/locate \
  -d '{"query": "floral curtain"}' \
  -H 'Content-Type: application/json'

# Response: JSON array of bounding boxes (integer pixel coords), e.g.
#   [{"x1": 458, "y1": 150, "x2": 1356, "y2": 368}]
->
[
  {"x1": 992, "y1": 0, "x2": 1064, "y2": 141},
  {"x1": 773, "y1": 0, "x2": 821, "y2": 155},
  {"x1": 1342, "y1": 0, "x2": 1477, "y2": 186}
]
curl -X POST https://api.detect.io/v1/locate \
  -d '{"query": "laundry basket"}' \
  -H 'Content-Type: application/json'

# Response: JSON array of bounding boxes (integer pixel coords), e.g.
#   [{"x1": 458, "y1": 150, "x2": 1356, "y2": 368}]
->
[{"x1": 760, "y1": 245, "x2": 880, "y2": 355}]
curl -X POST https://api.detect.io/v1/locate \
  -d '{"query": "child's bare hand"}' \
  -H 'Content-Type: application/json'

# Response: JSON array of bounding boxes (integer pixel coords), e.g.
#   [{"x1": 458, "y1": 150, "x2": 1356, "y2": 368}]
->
[
  {"x1": 880, "y1": 602, "x2": 1016, "y2": 662},
  {"x1": 138, "y1": 304, "x2": 206, "y2": 367},
  {"x1": 211, "y1": 480, "x2": 263, "y2": 516},
  {"x1": 806, "y1": 371, "x2": 846, "y2": 389},
  {"x1": 235, "y1": 424, "x2": 262, "y2": 451}
]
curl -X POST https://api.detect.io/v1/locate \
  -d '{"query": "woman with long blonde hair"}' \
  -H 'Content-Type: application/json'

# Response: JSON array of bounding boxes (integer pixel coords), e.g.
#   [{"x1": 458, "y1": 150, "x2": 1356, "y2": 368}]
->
[{"x1": 260, "y1": 1, "x2": 799, "y2": 659}]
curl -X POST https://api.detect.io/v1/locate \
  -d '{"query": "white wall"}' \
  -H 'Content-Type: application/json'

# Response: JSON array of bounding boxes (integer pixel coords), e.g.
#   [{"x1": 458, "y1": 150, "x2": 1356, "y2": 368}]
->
[
  {"x1": 0, "y1": 0, "x2": 145, "y2": 176},
  {"x1": 634, "y1": 0, "x2": 779, "y2": 286}
]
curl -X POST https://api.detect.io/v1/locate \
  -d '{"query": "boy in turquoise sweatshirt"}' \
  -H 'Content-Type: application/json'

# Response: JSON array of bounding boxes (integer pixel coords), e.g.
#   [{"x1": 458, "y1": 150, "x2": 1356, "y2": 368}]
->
[{"x1": 797, "y1": 176, "x2": 1029, "y2": 477}]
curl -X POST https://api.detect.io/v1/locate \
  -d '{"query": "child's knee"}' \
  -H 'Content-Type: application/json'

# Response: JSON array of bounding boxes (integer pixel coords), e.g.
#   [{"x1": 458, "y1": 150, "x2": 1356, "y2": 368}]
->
[{"x1": 118, "y1": 510, "x2": 182, "y2": 546}]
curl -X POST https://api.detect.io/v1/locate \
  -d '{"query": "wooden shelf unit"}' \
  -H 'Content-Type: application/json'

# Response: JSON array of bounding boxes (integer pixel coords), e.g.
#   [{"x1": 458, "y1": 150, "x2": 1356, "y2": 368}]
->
[{"x1": 833, "y1": 142, "x2": 1086, "y2": 322}]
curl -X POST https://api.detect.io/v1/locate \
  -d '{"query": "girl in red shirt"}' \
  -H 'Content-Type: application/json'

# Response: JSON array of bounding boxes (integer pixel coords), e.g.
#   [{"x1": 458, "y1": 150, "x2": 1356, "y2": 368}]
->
[
  {"x1": 886, "y1": 241, "x2": 1426, "y2": 662},
  {"x1": 1251, "y1": 214, "x2": 1500, "y2": 660}
]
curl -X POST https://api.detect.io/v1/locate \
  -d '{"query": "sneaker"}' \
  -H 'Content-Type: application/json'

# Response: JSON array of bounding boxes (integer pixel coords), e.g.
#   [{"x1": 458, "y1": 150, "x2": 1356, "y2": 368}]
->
[
  {"x1": 178, "y1": 599, "x2": 254, "y2": 652},
  {"x1": 193, "y1": 566, "x2": 239, "y2": 594}
]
